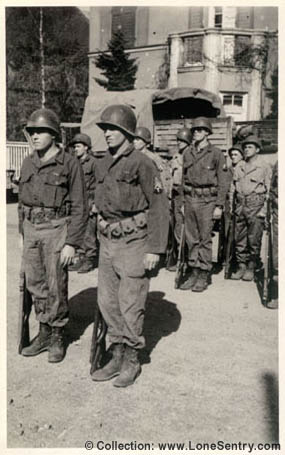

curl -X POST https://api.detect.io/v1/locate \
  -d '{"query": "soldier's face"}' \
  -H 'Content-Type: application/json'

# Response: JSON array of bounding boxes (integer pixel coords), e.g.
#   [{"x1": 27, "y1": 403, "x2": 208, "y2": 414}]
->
[
  {"x1": 230, "y1": 150, "x2": 243, "y2": 165},
  {"x1": 74, "y1": 143, "x2": 88, "y2": 159},
  {"x1": 133, "y1": 137, "x2": 146, "y2": 151},
  {"x1": 243, "y1": 143, "x2": 259, "y2": 160},
  {"x1": 192, "y1": 127, "x2": 209, "y2": 143},
  {"x1": 177, "y1": 139, "x2": 188, "y2": 152},
  {"x1": 104, "y1": 126, "x2": 128, "y2": 150},
  {"x1": 29, "y1": 128, "x2": 55, "y2": 150}
]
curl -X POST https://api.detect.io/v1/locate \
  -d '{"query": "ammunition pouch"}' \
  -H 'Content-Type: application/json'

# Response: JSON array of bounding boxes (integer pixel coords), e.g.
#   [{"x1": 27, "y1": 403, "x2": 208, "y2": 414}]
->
[
  {"x1": 23, "y1": 204, "x2": 70, "y2": 224},
  {"x1": 184, "y1": 184, "x2": 218, "y2": 198},
  {"x1": 98, "y1": 212, "x2": 147, "y2": 240},
  {"x1": 236, "y1": 193, "x2": 265, "y2": 206}
]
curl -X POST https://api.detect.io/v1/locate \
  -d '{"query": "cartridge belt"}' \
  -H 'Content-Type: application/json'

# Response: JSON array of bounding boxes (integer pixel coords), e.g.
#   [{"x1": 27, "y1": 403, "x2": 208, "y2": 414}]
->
[
  {"x1": 98, "y1": 212, "x2": 147, "y2": 240},
  {"x1": 23, "y1": 204, "x2": 70, "y2": 224}
]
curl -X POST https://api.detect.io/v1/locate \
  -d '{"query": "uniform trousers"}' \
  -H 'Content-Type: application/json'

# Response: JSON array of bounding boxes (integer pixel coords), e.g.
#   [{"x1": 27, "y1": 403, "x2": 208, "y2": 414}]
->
[
  {"x1": 234, "y1": 202, "x2": 264, "y2": 264},
  {"x1": 98, "y1": 232, "x2": 149, "y2": 349},
  {"x1": 22, "y1": 217, "x2": 69, "y2": 327},
  {"x1": 172, "y1": 191, "x2": 184, "y2": 244},
  {"x1": 272, "y1": 202, "x2": 278, "y2": 275},
  {"x1": 184, "y1": 195, "x2": 216, "y2": 271},
  {"x1": 83, "y1": 214, "x2": 97, "y2": 258}
]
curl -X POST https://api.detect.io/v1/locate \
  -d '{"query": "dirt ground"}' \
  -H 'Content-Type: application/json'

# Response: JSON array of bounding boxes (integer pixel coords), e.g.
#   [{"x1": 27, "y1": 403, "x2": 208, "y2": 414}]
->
[{"x1": 6, "y1": 202, "x2": 278, "y2": 449}]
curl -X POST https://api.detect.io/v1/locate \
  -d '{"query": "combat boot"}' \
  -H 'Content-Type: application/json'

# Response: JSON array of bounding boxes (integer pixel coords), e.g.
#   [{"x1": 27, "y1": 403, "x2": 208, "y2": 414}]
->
[
  {"x1": 48, "y1": 327, "x2": 65, "y2": 363},
  {"x1": 77, "y1": 257, "x2": 97, "y2": 273},
  {"x1": 180, "y1": 268, "x2": 199, "y2": 290},
  {"x1": 22, "y1": 323, "x2": 51, "y2": 357},
  {"x1": 192, "y1": 270, "x2": 208, "y2": 293},
  {"x1": 113, "y1": 345, "x2": 141, "y2": 388},
  {"x1": 91, "y1": 343, "x2": 124, "y2": 382},
  {"x1": 231, "y1": 263, "x2": 247, "y2": 280},
  {"x1": 242, "y1": 261, "x2": 255, "y2": 281}
]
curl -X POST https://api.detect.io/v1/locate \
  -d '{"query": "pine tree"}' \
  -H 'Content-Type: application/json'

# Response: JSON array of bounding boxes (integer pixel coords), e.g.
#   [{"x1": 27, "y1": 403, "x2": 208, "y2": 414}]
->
[
  {"x1": 266, "y1": 66, "x2": 278, "y2": 119},
  {"x1": 95, "y1": 30, "x2": 138, "y2": 91}
]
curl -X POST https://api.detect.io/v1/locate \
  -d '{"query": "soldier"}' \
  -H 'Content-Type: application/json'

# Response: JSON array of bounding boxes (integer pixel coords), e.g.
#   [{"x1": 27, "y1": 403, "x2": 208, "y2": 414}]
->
[
  {"x1": 230, "y1": 135, "x2": 271, "y2": 281},
  {"x1": 133, "y1": 126, "x2": 172, "y2": 199},
  {"x1": 267, "y1": 160, "x2": 278, "y2": 309},
  {"x1": 18, "y1": 108, "x2": 88, "y2": 362},
  {"x1": 91, "y1": 105, "x2": 169, "y2": 387},
  {"x1": 180, "y1": 117, "x2": 229, "y2": 292},
  {"x1": 69, "y1": 133, "x2": 98, "y2": 273},
  {"x1": 171, "y1": 128, "x2": 192, "y2": 244}
]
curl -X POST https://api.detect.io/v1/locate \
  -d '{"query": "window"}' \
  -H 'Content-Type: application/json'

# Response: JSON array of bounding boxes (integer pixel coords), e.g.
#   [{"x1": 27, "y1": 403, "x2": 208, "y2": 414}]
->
[
  {"x1": 184, "y1": 36, "x2": 203, "y2": 65},
  {"x1": 111, "y1": 7, "x2": 136, "y2": 48},
  {"x1": 215, "y1": 7, "x2": 223, "y2": 28},
  {"x1": 223, "y1": 34, "x2": 251, "y2": 66},
  {"x1": 220, "y1": 92, "x2": 248, "y2": 121}
]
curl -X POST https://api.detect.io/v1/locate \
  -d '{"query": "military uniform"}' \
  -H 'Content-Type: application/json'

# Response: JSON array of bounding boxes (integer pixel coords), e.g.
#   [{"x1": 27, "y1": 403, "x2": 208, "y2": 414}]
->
[
  {"x1": 144, "y1": 149, "x2": 172, "y2": 200},
  {"x1": 78, "y1": 152, "x2": 98, "y2": 263},
  {"x1": 183, "y1": 143, "x2": 228, "y2": 274},
  {"x1": 270, "y1": 161, "x2": 278, "y2": 276},
  {"x1": 94, "y1": 145, "x2": 169, "y2": 350},
  {"x1": 170, "y1": 151, "x2": 184, "y2": 243},
  {"x1": 19, "y1": 146, "x2": 87, "y2": 323},
  {"x1": 231, "y1": 155, "x2": 271, "y2": 272}
]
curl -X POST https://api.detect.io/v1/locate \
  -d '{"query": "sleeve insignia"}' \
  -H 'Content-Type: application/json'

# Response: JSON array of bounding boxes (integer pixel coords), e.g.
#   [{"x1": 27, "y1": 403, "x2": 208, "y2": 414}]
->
[{"x1": 154, "y1": 176, "x2": 163, "y2": 193}]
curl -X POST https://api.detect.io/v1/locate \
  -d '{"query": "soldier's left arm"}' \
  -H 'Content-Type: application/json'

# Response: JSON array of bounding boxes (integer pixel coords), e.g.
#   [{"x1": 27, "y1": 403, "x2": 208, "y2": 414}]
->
[{"x1": 139, "y1": 157, "x2": 170, "y2": 254}]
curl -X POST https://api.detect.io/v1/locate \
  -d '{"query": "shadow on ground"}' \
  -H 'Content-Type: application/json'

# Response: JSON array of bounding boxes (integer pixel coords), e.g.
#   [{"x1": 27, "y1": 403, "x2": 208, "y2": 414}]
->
[
  {"x1": 262, "y1": 371, "x2": 279, "y2": 443},
  {"x1": 65, "y1": 287, "x2": 98, "y2": 345},
  {"x1": 65, "y1": 287, "x2": 181, "y2": 367},
  {"x1": 140, "y1": 291, "x2": 181, "y2": 365}
]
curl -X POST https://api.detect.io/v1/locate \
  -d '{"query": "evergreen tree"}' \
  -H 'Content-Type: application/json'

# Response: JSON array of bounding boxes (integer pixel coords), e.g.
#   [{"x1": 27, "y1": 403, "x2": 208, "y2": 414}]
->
[
  {"x1": 95, "y1": 30, "x2": 138, "y2": 91},
  {"x1": 266, "y1": 66, "x2": 278, "y2": 119}
]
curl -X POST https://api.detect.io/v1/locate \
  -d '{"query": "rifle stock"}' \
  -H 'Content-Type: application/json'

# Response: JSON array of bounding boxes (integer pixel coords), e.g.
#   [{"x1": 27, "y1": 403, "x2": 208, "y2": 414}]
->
[
  {"x1": 18, "y1": 271, "x2": 33, "y2": 354},
  {"x1": 90, "y1": 303, "x2": 107, "y2": 375},
  {"x1": 262, "y1": 199, "x2": 272, "y2": 304}
]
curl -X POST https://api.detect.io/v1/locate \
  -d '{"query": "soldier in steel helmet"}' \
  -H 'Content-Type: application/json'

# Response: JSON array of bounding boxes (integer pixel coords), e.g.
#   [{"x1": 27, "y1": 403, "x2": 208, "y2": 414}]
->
[
  {"x1": 230, "y1": 135, "x2": 271, "y2": 281},
  {"x1": 180, "y1": 117, "x2": 229, "y2": 292},
  {"x1": 91, "y1": 105, "x2": 169, "y2": 387},
  {"x1": 133, "y1": 126, "x2": 172, "y2": 200},
  {"x1": 69, "y1": 133, "x2": 98, "y2": 273},
  {"x1": 171, "y1": 128, "x2": 192, "y2": 242},
  {"x1": 18, "y1": 108, "x2": 88, "y2": 362}
]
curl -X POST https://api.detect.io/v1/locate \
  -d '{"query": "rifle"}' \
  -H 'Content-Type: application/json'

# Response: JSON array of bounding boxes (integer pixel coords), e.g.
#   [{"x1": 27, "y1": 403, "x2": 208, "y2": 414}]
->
[
  {"x1": 90, "y1": 302, "x2": 107, "y2": 375},
  {"x1": 18, "y1": 270, "x2": 33, "y2": 354},
  {"x1": 174, "y1": 221, "x2": 186, "y2": 289},
  {"x1": 262, "y1": 199, "x2": 273, "y2": 305},
  {"x1": 224, "y1": 194, "x2": 236, "y2": 279}
]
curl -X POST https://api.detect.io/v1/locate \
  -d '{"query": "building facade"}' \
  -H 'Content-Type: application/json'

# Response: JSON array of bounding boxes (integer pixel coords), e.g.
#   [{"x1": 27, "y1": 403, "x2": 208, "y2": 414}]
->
[{"x1": 89, "y1": 6, "x2": 278, "y2": 121}]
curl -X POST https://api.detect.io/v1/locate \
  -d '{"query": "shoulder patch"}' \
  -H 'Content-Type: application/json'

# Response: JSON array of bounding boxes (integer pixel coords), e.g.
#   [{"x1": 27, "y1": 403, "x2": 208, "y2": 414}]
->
[{"x1": 154, "y1": 176, "x2": 163, "y2": 193}]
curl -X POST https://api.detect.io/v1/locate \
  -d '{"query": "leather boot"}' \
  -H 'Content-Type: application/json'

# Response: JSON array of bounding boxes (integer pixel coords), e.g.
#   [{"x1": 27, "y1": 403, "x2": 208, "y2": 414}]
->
[
  {"x1": 242, "y1": 261, "x2": 255, "y2": 281},
  {"x1": 113, "y1": 345, "x2": 141, "y2": 388},
  {"x1": 192, "y1": 270, "x2": 208, "y2": 292},
  {"x1": 180, "y1": 267, "x2": 199, "y2": 290},
  {"x1": 48, "y1": 327, "x2": 65, "y2": 363},
  {"x1": 91, "y1": 343, "x2": 124, "y2": 382},
  {"x1": 22, "y1": 323, "x2": 51, "y2": 357},
  {"x1": 231, "y1": 263, "x2": 247, "y2": 280}
]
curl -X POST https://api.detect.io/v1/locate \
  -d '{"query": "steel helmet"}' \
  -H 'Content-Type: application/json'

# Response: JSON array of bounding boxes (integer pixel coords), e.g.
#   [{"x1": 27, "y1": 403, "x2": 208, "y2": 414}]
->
[
  {"x1": 229, "y1": 143, "x2": 244, "y2": 158},
  {"x1": 134, "y1": 127, "x2": 151, "y2": 144},
  {"x1": 26, "y1": 108, "x2": 60, "y2": 136},
  {"x1": 97, "y1": 104, "x2": 137, "y2": 137},
  {"x1": 176, "y1": 127, "x2": 192, "y2": 145},
  {"x1": 242, "y1": 135, "x2": 262, "y2": 150},
  {"x1": 191, "y1": 117, "x2": 213, "y2": 134},
  {"x1": 70, "y1": 133, "x2": 91, "y2": 148}
]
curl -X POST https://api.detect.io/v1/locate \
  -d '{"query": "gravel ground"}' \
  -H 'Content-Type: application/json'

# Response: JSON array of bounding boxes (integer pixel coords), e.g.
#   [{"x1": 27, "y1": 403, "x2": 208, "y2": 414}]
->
[{"x1": 6, "y1": 203, "x2": 278, "y2": 450}]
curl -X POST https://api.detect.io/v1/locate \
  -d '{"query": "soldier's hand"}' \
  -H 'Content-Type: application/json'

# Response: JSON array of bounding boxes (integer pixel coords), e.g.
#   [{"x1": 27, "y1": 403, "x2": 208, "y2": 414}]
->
[
  {"x1": 60, "y1": 244, "x2": 75, "y2": 267},
  {"x1": 180, "y1": 205, "x2": 185, "y2": 216},
  {"x1": 144, "y1": 253, "x2": 160, "y2": 270},
  {"x1": 257, "y1": 209, "x2": 266, "y2": 218},
  {"x1": 213, "y1": 206, "x2": 223, "y2": 220}
]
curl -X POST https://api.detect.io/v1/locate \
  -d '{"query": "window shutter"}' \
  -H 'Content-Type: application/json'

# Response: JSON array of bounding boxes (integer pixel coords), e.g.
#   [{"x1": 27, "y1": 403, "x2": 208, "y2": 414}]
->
[
  {"x1": 111, "y1": 7, "x2": 136, "y2": 48},
  {"x1": 188, "y1": 7, "x2": 203, "y2": 28},
  {"x1": 184, "y1": 36, "x2": 203, "y2": 64},
  {"x1": 236, "y1": 7, "x2": 253, "y2": 28}
]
